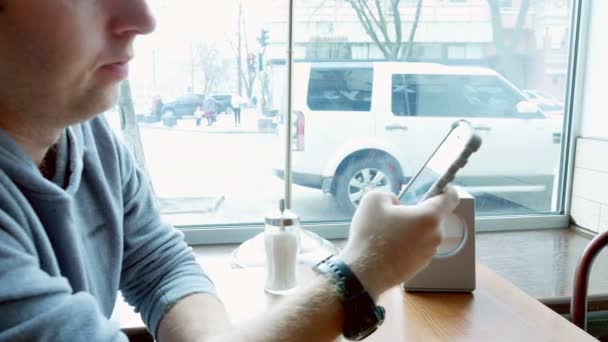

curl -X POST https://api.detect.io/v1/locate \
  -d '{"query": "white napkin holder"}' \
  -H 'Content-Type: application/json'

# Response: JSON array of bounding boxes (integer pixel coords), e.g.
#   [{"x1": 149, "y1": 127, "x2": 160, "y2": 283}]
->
[{"x1": 404, "y1": 188, "x2": 476, "y2": 292}]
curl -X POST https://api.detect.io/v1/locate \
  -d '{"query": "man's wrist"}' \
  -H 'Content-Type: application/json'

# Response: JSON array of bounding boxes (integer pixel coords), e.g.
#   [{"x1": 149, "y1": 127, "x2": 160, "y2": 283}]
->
[
  {"x1": 313, "y1": 255, "x2": 386, "y2": 340},
  {"x1": 339, "y1": 250, "x2": 383, "y2": 301}
]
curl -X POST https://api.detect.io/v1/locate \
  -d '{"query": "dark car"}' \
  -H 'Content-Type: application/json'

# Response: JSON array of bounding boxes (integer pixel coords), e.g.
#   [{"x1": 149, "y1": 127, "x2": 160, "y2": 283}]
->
[
  {"x1": 162, "y1": 94, "x2": 205, "y2": 118},
  {"x1": 211, "y1": 94, "x2": 233, "y2": 114}
]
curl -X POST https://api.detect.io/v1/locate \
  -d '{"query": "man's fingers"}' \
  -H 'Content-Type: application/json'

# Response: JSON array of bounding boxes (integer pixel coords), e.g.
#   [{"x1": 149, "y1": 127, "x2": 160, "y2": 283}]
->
[
  {"x1": 418, "y1": 185, "x2": 460, "y2": 215},
  {"x1": 362, "y1": 190, "x2": 399, "y2": 207}
]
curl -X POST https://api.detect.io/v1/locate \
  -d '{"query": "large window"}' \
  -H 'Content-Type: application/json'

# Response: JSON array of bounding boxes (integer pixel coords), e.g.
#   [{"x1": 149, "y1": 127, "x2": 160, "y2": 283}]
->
[{"x1": 109, "y1": 0, "x2": 580, "y2": 241}]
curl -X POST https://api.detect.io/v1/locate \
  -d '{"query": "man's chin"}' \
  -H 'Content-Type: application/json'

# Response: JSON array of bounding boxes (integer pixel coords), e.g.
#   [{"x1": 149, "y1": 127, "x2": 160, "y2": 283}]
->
[{"x1": 69, "y1": 87, "x2": 120, "y2": 124}]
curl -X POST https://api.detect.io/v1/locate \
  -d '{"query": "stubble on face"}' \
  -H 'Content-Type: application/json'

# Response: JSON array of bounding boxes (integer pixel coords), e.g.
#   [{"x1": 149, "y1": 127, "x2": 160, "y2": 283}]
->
[{"x1": 71, "y1": 81, "x2": 121, "y2": 122}]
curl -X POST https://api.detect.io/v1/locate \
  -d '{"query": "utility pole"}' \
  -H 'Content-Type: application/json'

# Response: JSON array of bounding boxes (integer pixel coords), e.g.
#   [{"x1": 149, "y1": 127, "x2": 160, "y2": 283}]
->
[
  {"x1": 237, "y1": 0, "x2": 243, "y2": 96},
  {"x1": 191, "y1": 44, "x2": 197, "y2": 93}
]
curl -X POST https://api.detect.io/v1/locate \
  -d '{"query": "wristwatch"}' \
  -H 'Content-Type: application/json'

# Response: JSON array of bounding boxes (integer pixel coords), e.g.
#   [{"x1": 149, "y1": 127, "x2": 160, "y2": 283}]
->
[{"x1": 313, "y1": 255, "x2": 385, "y2": 340}]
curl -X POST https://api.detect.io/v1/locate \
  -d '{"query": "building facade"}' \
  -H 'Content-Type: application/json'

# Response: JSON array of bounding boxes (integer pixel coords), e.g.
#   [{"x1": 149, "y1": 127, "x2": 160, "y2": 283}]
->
[{"x1": 262, "y1": 0, "x2": 572, "y2": 107}]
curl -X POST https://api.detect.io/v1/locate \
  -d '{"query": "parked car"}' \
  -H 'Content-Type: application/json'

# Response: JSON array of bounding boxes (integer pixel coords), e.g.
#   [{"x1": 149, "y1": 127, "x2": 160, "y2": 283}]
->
[
  {"x1": 273, "y1": 62, "x2": 562, "y2": 213},
  {"x1": 523, "y1": 89, "x2": 565, "y2": 117},
  {"x1": 211, "y1": 94, "x2": 233, "y2": 114},
  {"x1": 162, "y1": 94, "x2": 205, "y2": 118}
]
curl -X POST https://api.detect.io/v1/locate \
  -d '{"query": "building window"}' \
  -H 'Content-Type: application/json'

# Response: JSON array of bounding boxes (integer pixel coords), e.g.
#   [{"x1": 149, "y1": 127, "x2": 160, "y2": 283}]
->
[
  {"x1": 500, "y1": 0, "x2": 514, "y2": 8},
  {"x1": 447, "y1": 44, "x2": 467, "y2": 59},
  {"x1": 306, "y1": 43, "x2": 352, "y2": 60}
]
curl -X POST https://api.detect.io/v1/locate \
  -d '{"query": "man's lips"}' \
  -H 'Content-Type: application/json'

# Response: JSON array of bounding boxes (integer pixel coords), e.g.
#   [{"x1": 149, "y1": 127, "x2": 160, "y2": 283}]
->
[{"x1": 99, "y1": 61, "x2": 130, "y2": 79}]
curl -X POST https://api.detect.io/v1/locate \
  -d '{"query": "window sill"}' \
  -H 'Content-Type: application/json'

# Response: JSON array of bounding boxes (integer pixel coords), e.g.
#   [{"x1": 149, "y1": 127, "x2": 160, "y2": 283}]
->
[
  {"x1": 190, "y1": 227, "x2": 608, "y2": 314},
  {"x1": 476, "y1": 227, "x2": 608, "y2": 314}
]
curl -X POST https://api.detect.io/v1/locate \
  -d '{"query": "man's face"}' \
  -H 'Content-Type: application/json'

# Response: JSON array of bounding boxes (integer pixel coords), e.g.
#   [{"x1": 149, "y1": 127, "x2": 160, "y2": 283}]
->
[{"x1": 0, "y1": 0, "x2": 155, "y2": 127}]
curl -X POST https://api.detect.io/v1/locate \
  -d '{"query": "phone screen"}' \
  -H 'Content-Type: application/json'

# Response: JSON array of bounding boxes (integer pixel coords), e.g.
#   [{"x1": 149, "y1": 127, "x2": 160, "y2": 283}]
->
[{"x1": 399, "y1": 123, "x2": 473, "y2": 205}]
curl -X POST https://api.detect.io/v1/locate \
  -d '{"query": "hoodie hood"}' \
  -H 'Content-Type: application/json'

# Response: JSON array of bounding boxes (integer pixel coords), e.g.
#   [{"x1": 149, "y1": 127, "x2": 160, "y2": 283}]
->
[{"x1": 0, "y1": 125, "x2": 84, "y2": 199}]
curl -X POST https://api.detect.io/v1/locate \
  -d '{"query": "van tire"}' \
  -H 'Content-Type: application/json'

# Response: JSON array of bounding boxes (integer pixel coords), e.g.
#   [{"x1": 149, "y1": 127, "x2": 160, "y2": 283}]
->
[{"x1": 335, "y1": 157, "x2": 401, "y2": 214}]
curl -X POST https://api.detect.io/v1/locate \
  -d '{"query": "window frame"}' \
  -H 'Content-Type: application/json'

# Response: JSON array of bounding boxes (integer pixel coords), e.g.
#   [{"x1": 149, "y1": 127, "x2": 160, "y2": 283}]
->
[{"x1": 153, "y1": 0, "x2": 587, "y2": 245}]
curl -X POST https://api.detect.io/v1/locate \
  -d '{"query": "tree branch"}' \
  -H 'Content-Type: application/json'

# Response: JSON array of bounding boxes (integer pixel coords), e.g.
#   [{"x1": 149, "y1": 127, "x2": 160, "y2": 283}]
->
[
  {"x1": 508, "y1": 0, "x2": 531, "y2": 51},
  {"x1": 392, "y1": 0, "x2": 403, "y2": 59},
  {"x1": 487, "y1": 0, "x2": 505, "y2": 53},
  {"x1": 401, "y1": 0, "x2": 423, "y2": 60},
  {"x1": 373, "y1": 0, "x2": 396, "y2": 58},
  {"x1": 345, "y1": 0, "x2": 391, "y2": 58},
  {"x1": 360, "y1": 0, "x2": 392, "y2": 47}
]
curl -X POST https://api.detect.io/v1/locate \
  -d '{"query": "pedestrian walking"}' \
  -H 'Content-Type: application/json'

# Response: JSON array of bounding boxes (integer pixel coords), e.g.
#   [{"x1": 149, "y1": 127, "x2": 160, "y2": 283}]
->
[
  {"x1": 231, "y1": 95, "x2": 245, "y2": 126},
  {"x1": 203, "y1": 96, "x2": 217, "y2": 126},
  {"x1": 194, "y1": 105, "x2": 203, "y2": 127}
]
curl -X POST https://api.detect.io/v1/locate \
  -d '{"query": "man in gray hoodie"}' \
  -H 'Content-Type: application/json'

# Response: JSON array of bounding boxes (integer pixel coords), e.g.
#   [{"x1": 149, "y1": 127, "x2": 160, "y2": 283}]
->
[{"x1": 0, "y1": 1, "x2": 458, "y2": 341}]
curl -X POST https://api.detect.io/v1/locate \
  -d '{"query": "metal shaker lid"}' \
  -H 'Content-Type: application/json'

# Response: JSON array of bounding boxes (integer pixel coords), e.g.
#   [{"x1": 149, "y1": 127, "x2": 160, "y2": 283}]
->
[{"x1": 265, "y1": 199, "x2": 299, "y2": 227}]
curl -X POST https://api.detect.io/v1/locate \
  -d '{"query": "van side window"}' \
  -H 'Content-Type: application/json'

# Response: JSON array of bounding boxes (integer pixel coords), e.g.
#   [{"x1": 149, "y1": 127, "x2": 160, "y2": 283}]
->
[
  {"x1": 391, "y1": 74, "x2": 523, "y2": 118},
  {"x1": 307, "y1": 68, "x2": 373, "y2": 111},
  {"x1": 391, "y1": 74, "x2": 458, "y2": 117},
  {"x1": 459, "y1": 75, "x2": 521, "y2": 117}
]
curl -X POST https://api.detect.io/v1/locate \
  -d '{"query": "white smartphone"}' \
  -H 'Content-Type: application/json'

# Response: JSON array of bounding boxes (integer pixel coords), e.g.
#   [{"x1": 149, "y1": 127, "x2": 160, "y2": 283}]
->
[{"x1": 398, "y1": 120, "x2": 482, "y2": 205}]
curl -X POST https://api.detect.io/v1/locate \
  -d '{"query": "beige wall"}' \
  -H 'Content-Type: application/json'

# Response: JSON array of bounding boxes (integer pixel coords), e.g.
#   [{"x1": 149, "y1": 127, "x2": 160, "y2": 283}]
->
[{"x1": 570, "y1": 1, "x2": 608, "y2": 233}]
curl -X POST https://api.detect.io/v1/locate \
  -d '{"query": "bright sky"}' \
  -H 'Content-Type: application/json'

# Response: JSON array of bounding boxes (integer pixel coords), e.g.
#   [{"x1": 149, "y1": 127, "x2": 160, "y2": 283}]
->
[
  {"x1": 129, "y1": 0, "x2": 283, "y2": 100},
  {"x1": 137, "y1": 0, "x2": 282, "y2": 52}
]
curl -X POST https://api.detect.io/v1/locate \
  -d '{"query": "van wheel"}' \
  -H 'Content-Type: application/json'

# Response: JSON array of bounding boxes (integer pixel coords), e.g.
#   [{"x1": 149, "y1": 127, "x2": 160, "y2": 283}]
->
[{"x1": 335, "y1": 157, "x2": 401, "y2": 214}]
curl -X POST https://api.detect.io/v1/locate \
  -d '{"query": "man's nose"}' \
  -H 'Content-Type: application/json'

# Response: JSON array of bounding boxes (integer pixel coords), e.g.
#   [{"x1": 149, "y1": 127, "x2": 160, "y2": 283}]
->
[{"x1": 110, "y1": 0, "x2": 156, "y2": 37}]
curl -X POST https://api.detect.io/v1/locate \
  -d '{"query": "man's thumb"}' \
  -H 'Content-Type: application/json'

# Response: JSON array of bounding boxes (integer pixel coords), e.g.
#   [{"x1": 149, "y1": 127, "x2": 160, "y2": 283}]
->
[{"x1": 418, "y1": 185, "x2": 460, "y2": 215}]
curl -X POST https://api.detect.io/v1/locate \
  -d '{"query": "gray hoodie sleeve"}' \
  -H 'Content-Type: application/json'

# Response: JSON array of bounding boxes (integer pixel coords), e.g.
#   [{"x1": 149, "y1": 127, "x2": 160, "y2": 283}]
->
[
  {"x1": 0, "y1": 202, "x2": 128, "y2": 341},
  {"x1": 115, "y1": 140, "x2": 217, "y2": 340}
]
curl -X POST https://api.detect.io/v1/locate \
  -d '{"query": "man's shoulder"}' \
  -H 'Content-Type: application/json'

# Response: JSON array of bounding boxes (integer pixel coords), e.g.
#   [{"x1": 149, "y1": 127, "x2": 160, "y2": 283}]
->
[{"x1": 0, "y1": 170, "x2": 36, "y2": 234}]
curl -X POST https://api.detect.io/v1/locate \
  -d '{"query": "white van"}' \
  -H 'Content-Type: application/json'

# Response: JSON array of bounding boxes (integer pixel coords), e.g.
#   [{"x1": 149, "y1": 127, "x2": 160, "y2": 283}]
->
[{"x1": 274, "y1": 62, "x2": 562, "y2": 214}]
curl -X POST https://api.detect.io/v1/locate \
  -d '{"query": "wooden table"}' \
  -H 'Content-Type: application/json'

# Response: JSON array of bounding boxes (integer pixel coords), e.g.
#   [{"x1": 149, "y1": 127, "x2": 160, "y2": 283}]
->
[{"x1": 117, "y1": 262, "x2": 595, "y2": 341}]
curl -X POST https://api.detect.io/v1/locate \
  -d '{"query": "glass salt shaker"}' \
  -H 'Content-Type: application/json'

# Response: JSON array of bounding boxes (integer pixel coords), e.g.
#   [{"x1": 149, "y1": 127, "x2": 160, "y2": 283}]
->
[{"x1": 264, "y1": 199, "x2": 300, "y2": 295}]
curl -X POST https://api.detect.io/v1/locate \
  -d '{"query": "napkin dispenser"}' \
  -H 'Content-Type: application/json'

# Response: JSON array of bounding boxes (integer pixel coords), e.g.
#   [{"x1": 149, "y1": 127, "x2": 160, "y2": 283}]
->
[{"x1": 404, "y1": 188, "x2": 476, "y2": 292}]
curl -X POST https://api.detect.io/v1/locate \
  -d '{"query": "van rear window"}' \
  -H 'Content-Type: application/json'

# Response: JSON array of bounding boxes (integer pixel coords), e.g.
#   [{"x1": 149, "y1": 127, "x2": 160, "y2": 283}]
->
[{"x1": 307, "y1": 68, "x2": 373, "y2": 111}]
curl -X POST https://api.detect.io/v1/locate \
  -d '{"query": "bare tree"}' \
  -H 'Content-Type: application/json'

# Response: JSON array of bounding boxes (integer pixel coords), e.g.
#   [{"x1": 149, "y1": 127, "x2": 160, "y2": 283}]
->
[
  {"x1": 228, "y1": 32, "x2": 257, "y2": 99},
  {"x1": 336, "y1": 0, "x2": 424, "y2": 61},
  {"x1": 241, "y1": 34, "x2": 257, "y2": 99},
  {"x1": 329, "y1": 0, "x2": 424, "y2": 117},
  {"x1": 237, "y1": 0, "x2": 243, "y2": 96},
  {"x1": 193, "y1": 43, "x2": 231, "y2": 93},
  {"x1": 486, "y1": 0, "x2": 531, "y2": 86}
]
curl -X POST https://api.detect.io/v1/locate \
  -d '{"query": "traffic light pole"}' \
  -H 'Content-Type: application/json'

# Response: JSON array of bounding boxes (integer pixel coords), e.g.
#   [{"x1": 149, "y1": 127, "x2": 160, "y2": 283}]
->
[{"x1": 237, "y1": 0, "x2": 243, "y2": 96}]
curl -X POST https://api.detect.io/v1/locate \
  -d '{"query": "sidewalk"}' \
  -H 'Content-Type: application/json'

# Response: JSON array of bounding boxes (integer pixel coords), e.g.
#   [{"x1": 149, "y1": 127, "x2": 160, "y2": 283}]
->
[{"x1": 139, "y1": 108, "x2": 276, "y2": 134}]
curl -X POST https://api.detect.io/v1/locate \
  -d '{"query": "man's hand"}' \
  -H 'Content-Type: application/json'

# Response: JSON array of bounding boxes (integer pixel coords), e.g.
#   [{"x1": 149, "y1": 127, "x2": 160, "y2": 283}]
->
[{"x1": 340, "y1": 187, "x2": 460, "y2": 299}]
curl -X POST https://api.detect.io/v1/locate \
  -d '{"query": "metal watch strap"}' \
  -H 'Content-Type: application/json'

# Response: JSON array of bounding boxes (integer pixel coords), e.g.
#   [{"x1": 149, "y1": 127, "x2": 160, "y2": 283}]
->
[{"x1": 313, "y1": 254, "x2": 385, "y2": 340}]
